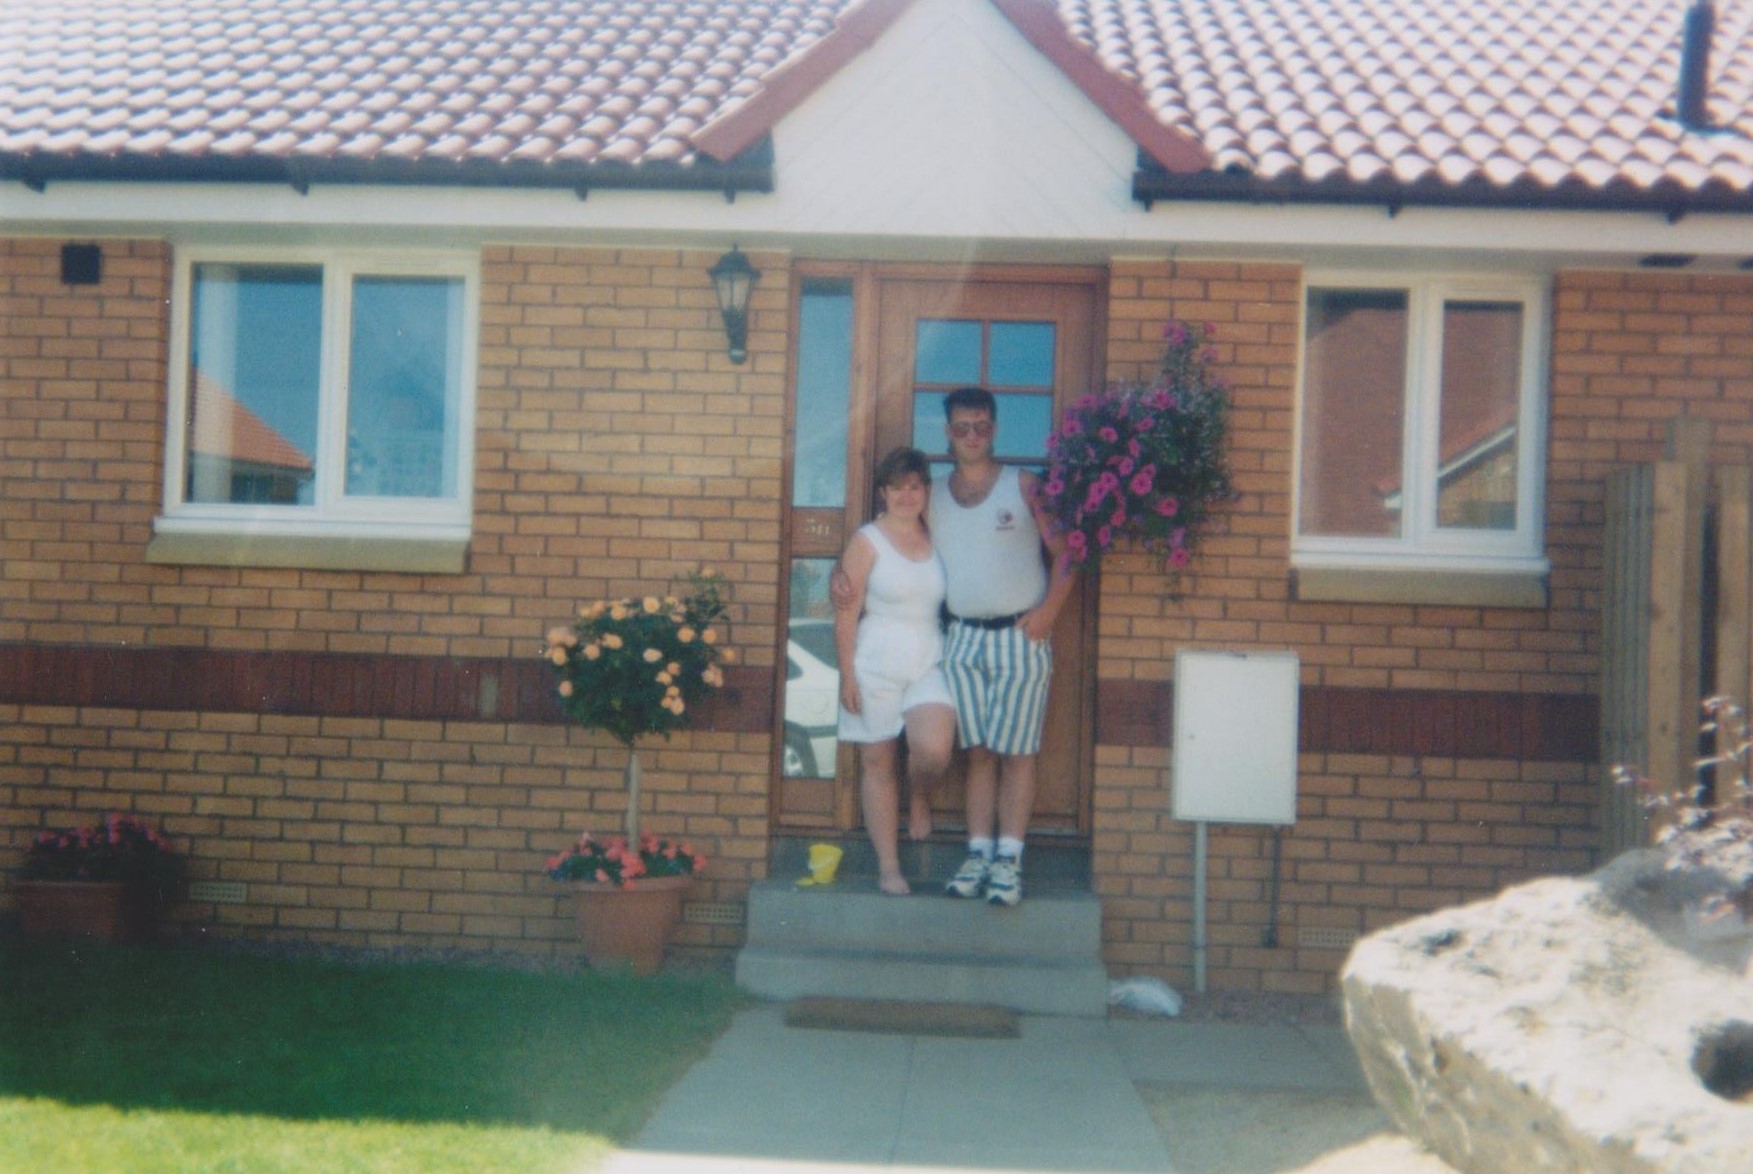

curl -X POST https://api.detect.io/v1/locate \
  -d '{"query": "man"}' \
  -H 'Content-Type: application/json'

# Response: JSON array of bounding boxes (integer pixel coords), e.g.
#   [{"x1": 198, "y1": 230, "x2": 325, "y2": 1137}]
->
[{"x1": 837, "y1": 386, "x2": 1076, "y2": 905}]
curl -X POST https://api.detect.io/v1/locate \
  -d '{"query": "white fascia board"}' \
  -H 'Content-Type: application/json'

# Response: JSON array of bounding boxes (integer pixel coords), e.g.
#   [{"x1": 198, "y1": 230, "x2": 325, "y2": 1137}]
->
[
  {"x1": 0, "y1": 176, "x2": 1741, "y2": 270},
  {"x1": 8, "y1": 176, "x2": 1750, "y2": 271}
]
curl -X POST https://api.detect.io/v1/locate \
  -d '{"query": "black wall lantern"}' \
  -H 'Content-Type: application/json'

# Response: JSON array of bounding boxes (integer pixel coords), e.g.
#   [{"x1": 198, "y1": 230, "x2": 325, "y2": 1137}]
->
[{"x1": 707, "y1": 246, "x2": 760, "y2": 364}]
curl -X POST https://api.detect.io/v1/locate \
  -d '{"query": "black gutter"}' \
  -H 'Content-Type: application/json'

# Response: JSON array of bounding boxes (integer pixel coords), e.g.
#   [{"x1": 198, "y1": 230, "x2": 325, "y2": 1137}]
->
[
  {"x1": 0, "y1": 136, "x2": 774, "y2": 201},
  {"x1": 1133, "y1": 156, "x2": 1753, "y2": 221}
]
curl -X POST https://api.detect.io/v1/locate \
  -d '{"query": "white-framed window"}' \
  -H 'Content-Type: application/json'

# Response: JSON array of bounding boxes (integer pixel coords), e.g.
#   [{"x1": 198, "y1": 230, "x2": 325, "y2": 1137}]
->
[
  {"x1": 1293, "y1": 272, "x2": 1549, "y2": 584},
  {"x1": 151, "y1": 248, "x2": 478, "y2": 570}
]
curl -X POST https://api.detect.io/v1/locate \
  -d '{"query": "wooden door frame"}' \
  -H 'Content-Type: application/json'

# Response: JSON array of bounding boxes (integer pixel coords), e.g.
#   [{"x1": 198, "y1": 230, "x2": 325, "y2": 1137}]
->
[{"x1": 775, "y1": 261, "x2": 1108, "y2": 837}]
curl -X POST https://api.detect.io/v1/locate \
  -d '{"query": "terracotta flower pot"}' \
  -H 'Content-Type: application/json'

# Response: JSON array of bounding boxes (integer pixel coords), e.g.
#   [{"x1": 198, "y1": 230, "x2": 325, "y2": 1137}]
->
[
  {"x1": 15, "y1": 880, "x2": 159, "y2": 944},
  {"x1": 567, "y1": 875, "x2": 690, "y2": 974}
]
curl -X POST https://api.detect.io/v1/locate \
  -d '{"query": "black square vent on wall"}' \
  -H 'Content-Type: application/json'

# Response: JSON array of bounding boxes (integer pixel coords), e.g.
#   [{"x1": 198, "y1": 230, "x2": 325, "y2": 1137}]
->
[{"x1": 61, "y1": 243, "x2": 102, "y2": 285}]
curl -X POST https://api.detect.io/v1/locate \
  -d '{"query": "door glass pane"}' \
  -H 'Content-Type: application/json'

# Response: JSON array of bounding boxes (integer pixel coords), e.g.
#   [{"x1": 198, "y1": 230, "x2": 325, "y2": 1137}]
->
[
  {"x1": 793, "y1": 281, "x2": 853, "y2": 508},
  {"x1": 785, "y1": 559, "x2": 841, "y2": 779},
  {"x1": 186, "y1": 263, "x2": 321, "y2": 505},
  {"x1": 911, "y1": 391, "x2": 1053, "y2": 460},
  {"x1": 346, "y1": 275, "x2": 465, "y2": 499},
  {"x1": 1437, "y1": 300, "x2": 1522, "y2": 531},
  {"x1": 1299, "y1": 288, "x2": 1407, "y2": 537},
  {"x1": 988, "y1": 322, "x2": 1055, "y2": 387},
  {"x1": 915, "y1": 319, "x2": 981, "y2": 384}
]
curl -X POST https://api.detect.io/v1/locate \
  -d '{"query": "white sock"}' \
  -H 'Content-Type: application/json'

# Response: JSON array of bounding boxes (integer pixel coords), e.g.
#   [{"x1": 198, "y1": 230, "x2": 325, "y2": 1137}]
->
[
  {"x1": 968, "y1": 837, "x2": 994, "y2": 861},
  {"x1": 997, "y1": 836, "x2": 1025, "y2": 862}
]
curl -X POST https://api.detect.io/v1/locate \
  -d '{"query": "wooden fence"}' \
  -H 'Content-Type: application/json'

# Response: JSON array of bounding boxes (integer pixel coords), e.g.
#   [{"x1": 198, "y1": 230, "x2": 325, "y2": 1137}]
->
[{"x1": 1600, "y1": 419, "x2": 1753, "y2": 858}]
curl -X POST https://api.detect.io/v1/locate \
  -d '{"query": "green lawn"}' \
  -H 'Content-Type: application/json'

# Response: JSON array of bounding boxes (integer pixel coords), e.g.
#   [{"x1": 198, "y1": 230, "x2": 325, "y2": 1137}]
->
[{"x1": 0, "y1": 938, "x2": 746, "y2": 1173}]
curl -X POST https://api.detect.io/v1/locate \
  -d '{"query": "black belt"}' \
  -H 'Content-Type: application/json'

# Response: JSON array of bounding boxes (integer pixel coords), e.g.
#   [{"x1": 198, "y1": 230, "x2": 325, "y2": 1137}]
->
[{"x1": 948, "y1": 611, "x2": 1024, "y2": 631}]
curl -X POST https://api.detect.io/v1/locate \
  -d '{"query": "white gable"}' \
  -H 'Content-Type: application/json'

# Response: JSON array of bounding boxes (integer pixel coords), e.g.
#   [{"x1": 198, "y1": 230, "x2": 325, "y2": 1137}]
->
[{"x1": 762, "y1": 0, "x2": 1139, "y2": 243}]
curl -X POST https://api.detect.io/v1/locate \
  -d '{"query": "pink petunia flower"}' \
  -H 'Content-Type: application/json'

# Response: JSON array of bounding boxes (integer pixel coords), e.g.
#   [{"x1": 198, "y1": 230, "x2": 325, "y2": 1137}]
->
[{"x1": 1154, "y1": 497, "x2": 1180, "y2": 517}]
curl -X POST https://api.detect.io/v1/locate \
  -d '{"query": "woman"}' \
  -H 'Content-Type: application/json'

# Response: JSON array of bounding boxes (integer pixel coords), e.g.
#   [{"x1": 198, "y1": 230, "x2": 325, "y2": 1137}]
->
[{"x1": 835, "y1": 446, "x2": 956, "y2": 895}]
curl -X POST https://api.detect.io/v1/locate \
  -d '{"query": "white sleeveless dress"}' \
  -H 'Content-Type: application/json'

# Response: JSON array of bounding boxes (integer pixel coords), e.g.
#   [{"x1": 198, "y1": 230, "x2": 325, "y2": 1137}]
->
[{"x1": 837, "y1": 523, "x2": 954, "y2": 743}]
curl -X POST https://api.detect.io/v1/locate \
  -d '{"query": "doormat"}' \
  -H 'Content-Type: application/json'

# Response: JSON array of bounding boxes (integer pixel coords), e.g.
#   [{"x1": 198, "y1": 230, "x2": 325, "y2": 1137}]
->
[{"x1": 783, "y1": 997, "x2": 1020, "y2": 1038}]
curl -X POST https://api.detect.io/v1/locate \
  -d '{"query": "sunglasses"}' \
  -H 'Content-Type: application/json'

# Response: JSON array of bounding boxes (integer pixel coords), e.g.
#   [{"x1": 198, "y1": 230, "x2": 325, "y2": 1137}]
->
[{"x1": 949, "y1": 420, "x2": 994, "y2": 438}]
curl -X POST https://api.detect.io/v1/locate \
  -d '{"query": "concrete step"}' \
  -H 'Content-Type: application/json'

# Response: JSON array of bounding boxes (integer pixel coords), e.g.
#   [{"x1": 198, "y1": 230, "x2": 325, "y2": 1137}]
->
[
  {"x1": 734, "y1": 876, "x2": 1109, "y2": 1016},
  {"x1": 769, "y1": 834, "x2": 1091, "y2": 889}
]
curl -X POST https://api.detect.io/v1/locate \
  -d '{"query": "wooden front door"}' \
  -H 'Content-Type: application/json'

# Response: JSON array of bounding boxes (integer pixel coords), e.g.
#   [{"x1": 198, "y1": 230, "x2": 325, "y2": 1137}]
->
[{"x1": 776, "y1": 265, "x2": 1102, "y2": 837}]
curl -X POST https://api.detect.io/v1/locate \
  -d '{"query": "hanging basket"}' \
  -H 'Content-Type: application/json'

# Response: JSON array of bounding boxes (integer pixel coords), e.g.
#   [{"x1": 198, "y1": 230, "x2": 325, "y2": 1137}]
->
[
  {"x1": 567, "y1": 875, "x2": 690, "y2": 974},
  {"x1": 15, "y1": 880, "x2": 160, "y2": 944}
]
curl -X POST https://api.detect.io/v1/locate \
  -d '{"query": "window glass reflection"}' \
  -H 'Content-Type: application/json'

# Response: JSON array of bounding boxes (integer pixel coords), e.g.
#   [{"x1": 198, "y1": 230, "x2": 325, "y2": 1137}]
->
[
  {"x1": 915, "y1": 319, "x2": 981, "y2": 384},
  {"x1": 186, "y1": 264, "x2": 322, "y2": 505},
  {"x1": 910, "y1": 392, "x2": 1053, "y2": 460},
  {"x1": 989, "y1": 322, "x2": 1055, "y2": 387},
  {"x1": 793, "y1": 283, "x2": 853, "y2": 508},
  {"x1": 1437, "y1": 300, "x2": 1522, "y2": 531},
  {"x1": 785, "y1": 559, "x2": 841, "y2": 779},
  {"x1": 1299, "y1": 288, "x2": 1407, "y2": 537},
  {"x1": 346, "y1": 276, "x2": 465, "y2": 499}
]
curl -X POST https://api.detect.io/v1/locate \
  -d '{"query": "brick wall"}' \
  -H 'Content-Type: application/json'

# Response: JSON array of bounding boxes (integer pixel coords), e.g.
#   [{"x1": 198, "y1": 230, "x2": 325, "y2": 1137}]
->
[
  {"x1": 8, "y1": 238, "x2": 1750, "y2": 990},
  {"x1": 1087, "y1": 260, "x2": 1727, "y2": 993},
  {"x1": 2, "y1": 240, "x2": 790, "y2": 960}
]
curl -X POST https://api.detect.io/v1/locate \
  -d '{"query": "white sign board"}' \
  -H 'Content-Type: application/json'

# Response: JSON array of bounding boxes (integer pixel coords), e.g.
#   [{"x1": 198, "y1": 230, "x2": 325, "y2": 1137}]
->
[{"x1": 1171, "y1": 649, "x2": 1299, "y2": 825}]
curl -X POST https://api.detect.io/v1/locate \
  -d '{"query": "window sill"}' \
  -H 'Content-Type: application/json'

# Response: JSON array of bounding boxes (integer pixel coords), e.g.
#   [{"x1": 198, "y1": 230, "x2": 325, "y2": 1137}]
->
[
  {"x1": 1291, "y1": 563, "x2": 1547, "y2": 609},
  {"x1": 147, "y1": 520, "x2": 468, "y2": 573}
]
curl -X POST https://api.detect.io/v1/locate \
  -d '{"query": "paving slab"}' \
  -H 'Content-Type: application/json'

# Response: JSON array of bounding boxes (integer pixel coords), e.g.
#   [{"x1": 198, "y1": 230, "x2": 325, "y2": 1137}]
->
[
  {"x1": 604, "y1": 1004, "x2": 1173, "y2": 1173},
  {"x1": 1109, "y1": 1020, "x2": 1367, "y2": 1094}
]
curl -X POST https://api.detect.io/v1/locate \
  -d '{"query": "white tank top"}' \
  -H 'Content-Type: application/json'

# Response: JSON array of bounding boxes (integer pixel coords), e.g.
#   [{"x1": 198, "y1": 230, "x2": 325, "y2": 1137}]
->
[
  {"x1": 929, "y1": 466, "x2": 1047, "y2": 617},
  {"x1": 859, "y1": 522, "x2": 946, "y2": 627}
]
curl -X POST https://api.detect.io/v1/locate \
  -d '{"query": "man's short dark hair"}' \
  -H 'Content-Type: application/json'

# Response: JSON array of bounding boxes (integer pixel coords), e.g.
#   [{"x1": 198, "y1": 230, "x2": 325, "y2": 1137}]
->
[{"x1": 943, "y1": 386, "x2": 996, "y2": 420}]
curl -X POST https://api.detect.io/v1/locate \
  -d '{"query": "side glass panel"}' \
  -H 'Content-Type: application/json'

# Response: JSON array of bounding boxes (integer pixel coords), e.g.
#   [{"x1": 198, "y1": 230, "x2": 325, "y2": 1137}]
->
[
  {"x1": 186, "y1": 263, "x2": 322, "y2": 505},
  {"x1": 345, "y1": 275, "x2": 466, "y2": 499},
  {"x1": 793, "y1": 281, "x2": 853, "y2": 508},
  {"x1": 915, "y1": 319, "x2": 981, "y2": 384},
  {"x1": 784, "y1": 558, "x2": 841, "y2": 778},
  {"x1": 1437, "y1": 300, "x2": 1522, "y2": 531},
  {"x1": 1299, "y1": 288, "x2": 1408, "y2": 538}
]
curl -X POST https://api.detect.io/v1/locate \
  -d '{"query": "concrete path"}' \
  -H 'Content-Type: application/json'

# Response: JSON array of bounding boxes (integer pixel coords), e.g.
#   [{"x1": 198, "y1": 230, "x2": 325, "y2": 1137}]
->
[{"x1": 601, "y1": 1005, "x2": 1372, "y2": 1173}]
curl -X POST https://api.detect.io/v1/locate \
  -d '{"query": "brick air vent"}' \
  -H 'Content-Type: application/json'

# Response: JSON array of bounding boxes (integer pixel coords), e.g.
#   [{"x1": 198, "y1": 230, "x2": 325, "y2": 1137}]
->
[{"x1": 684, "y1": 902, "x2": 744, "y2": 926}]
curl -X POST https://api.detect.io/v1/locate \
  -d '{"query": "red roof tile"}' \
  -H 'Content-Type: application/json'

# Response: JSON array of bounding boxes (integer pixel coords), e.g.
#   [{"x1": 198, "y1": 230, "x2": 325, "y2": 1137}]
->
[
  {"x1": 0, "y1": 0, "x2": 855, "y2": 188},
  {"x1": 2, "y1": 0, "x2": 1750, "y2": 209},
  {"x1": 1095, "y1": 0, "x2": 1753, "y2": 211},
  {"x1": 188, "y1": 371, "x2": 314, "y2": 473}
]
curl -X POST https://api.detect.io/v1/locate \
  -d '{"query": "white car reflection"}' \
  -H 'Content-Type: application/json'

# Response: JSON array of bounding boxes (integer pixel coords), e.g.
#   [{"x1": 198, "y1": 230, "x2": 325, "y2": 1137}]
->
[{"x1": 784, "y1": 618, "x2": 840, "y2": 778}]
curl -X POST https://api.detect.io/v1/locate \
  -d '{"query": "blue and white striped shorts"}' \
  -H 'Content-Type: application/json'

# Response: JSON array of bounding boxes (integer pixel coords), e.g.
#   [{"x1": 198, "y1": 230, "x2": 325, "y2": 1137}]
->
[{"x1": 942, "y1": 622, "x2": 1052, "y2": 756}]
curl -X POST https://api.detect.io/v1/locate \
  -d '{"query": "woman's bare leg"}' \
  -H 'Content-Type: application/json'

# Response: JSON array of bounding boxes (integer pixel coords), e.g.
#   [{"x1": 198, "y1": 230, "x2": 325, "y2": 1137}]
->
[
  {"x1": 859, "y1": 739, "x2": 909, "y2": 894},
  {"x1": 902, "y1": 703, "x2": 956, "y2": 841}
]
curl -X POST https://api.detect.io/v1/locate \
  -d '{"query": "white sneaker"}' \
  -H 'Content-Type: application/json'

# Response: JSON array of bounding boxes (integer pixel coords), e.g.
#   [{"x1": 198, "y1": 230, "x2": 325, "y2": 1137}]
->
[
  {"x1": 985, "y1": 855, "x2": 1022, "y2": 907},
  {"x1": 944, "y1": 852, "x2": 989, "y2": 899}
]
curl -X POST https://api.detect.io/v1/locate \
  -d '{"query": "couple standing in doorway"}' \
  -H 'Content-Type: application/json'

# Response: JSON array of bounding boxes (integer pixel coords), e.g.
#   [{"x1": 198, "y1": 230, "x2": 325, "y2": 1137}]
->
[{"x1": 832, "y1": 387, "x2": 1077, "y2": 903}]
